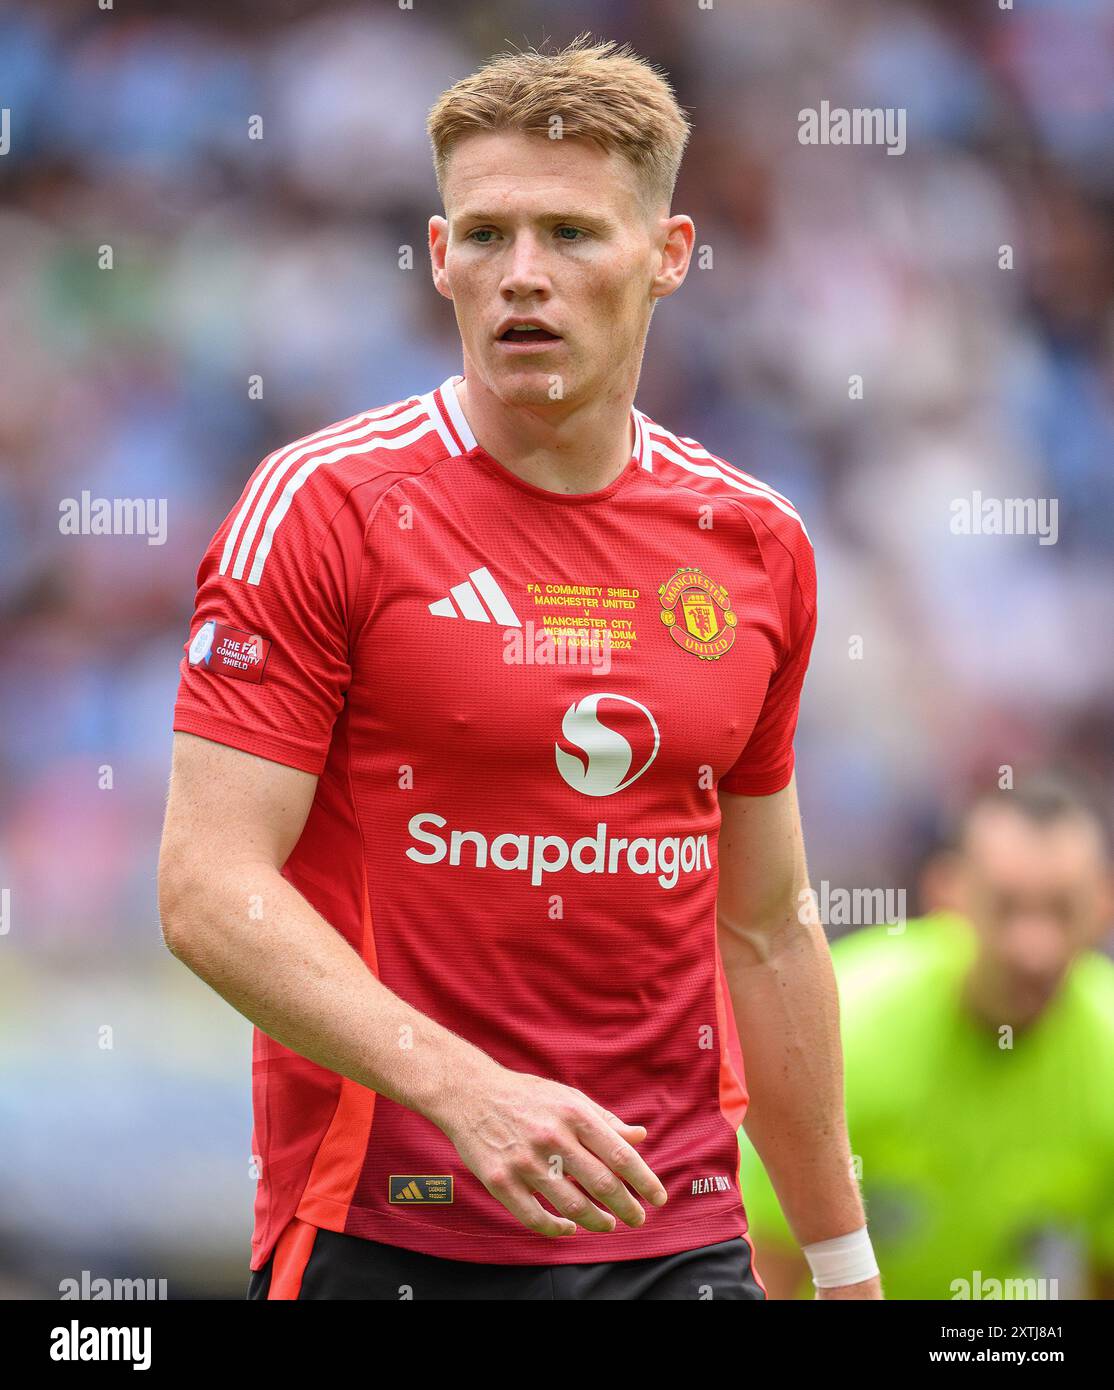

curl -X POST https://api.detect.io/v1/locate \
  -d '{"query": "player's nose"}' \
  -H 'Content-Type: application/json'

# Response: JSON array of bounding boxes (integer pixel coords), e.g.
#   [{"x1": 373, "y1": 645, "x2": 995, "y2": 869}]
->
[{"x1": 499, "y1": 232, "x2": 551, "y2": 299}]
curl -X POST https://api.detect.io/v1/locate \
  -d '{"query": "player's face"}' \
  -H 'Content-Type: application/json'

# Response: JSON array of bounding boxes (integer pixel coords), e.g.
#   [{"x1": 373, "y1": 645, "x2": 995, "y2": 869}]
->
[
  {"x1": 957, "y1": 810, "x2": 1112, "y2": 1016},
  {"x1": 430, "y1": 130, "x2": 689, "y2": 408}
]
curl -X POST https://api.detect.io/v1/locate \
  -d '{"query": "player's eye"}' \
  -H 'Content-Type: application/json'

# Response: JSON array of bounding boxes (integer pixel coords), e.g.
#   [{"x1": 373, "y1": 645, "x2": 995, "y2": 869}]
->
[
  {"x1": 466, "y1": 228, "x2": 498, "y2": 244},
  {"x1": 555, "y1": 226, "x2": 585, "y2": 241}
]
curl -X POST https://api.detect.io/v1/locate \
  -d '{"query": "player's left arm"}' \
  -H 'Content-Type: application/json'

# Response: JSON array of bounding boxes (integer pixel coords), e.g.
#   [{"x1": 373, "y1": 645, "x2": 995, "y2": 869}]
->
[{"x1": 717, "y1": 775, "x2": 882, "y2": 1300}]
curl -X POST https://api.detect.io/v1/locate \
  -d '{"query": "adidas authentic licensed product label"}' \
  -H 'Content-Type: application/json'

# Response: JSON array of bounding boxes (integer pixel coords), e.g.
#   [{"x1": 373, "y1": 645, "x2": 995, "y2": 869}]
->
[{"x1": 389, "y1": 1175, "x2": 454, "y2": 1204}]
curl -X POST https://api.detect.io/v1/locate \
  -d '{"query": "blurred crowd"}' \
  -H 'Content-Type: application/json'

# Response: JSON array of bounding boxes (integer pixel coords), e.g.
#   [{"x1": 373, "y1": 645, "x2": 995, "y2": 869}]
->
[{"x1": 1, "y1": 0, "x2": 1112, "y2": 1294}]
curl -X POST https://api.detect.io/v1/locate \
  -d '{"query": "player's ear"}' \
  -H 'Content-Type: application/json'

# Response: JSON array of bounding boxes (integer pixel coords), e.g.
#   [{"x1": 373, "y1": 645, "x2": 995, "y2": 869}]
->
[
  {"x1": 429, "y1": 216, "x2": 453, "y2": 300},
  {"x1": 650, "y1": 214, "x2": 695, "y2": 302}
]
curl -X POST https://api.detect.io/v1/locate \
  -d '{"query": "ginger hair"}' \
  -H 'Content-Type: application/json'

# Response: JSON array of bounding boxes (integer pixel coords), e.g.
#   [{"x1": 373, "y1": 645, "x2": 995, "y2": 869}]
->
[{"x1": 428, "y1": 36, "x2": 691, "y2": 207}]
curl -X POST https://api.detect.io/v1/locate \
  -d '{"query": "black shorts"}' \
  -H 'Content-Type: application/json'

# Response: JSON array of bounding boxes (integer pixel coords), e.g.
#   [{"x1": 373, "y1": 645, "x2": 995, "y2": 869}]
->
[{"x1": 248, "y1": 1221, "x2": 767, "y2": 1301}]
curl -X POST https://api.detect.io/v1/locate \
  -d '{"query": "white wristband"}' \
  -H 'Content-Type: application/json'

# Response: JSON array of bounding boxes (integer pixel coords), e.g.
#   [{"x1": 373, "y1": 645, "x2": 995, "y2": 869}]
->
[{"x1": 802, "y1": 1226, "x2": 879, "y2": 1289}]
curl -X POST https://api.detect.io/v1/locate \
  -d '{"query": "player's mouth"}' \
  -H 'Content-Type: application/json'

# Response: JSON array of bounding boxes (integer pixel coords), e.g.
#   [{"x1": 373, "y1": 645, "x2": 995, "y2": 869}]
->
[{"x1": 495, "y1": 319, "x2": 563, "y2": 352}]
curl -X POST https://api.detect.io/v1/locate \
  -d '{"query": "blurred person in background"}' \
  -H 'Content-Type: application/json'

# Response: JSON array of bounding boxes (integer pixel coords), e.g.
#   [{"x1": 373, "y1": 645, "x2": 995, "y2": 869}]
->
[{"x1": 739, "y1": 777, "x2": 1114, "y2": 1300}]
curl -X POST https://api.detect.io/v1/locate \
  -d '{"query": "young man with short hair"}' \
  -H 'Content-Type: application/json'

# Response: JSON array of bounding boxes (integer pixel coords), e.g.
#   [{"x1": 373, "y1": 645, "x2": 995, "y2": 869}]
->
[{"x1": 159, "y1": 38, "x2": 880, "y2": 1301}]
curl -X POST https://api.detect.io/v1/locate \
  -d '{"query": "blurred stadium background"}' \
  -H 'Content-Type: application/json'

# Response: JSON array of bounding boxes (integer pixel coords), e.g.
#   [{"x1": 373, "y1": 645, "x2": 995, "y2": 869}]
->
[{"x1": 1, "y1": 0, "x2": 1112, "y2": 1297}]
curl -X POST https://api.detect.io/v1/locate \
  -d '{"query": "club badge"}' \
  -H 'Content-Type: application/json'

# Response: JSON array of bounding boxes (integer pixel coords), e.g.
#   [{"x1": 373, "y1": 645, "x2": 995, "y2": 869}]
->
[{"x1": 658, "y1": 566, "x2": 737, "y2": 660}]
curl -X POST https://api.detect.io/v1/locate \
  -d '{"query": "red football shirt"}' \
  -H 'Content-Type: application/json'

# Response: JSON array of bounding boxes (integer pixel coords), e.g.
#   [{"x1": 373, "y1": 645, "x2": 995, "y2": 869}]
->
[{"x1": 172, "y1": 375, "x2": 817, "y2": 1268}]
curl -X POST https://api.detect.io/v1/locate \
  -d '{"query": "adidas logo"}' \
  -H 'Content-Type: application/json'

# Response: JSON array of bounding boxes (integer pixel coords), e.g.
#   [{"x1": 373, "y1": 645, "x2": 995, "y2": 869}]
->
[
  {"x1": 428, "y1": 566, "x2": 522, "y2": 626},
  {"x1": 388, "y1": 1174, "x2": 453, "y2": 1204}
]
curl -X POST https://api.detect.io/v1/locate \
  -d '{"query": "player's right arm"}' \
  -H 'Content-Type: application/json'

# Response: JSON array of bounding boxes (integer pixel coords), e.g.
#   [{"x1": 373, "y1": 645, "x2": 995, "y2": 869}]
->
[
  {"x1": 160, "y1": 440, "x2": 664, "y2": 1238},
  {"x1": 157, "y1": 733, "x2": 664, "y2": 1237}
]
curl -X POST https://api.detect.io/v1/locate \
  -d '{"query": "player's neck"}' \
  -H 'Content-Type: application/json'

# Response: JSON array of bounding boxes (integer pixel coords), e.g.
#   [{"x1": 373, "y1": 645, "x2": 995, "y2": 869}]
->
[{"x1": 454, "y1": 372, "x2": 637, "y2": 497}]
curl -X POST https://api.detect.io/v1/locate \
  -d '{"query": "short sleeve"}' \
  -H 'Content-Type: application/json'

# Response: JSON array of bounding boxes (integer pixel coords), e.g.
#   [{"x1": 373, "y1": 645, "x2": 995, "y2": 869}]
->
[
  {"x1": 719, "y1": 513, "x2": 817, "y2": 796},
  {"x1": 172, "y1": 456, "x2": 364, "y2": 775}
]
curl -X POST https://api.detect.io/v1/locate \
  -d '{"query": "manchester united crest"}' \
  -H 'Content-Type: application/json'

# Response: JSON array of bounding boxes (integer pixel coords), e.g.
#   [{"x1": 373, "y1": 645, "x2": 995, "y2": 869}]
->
[{"x1": 658, "y1": 567, "x2": 737, "y2": 660}]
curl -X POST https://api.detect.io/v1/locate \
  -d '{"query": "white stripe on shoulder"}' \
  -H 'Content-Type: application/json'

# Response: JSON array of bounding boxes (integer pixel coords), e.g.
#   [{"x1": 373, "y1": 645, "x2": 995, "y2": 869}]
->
[
  {"x1": 438, "y1": 375, "x2": 478, "y2": 452},
  {"x1": 229, "y1": 400, "x2": 427, "y2": 581},
  {"x1": 244, "y1": 415, "x2": 439, "y2": 585},
  {"x1": 420, "y1": 388, "x2": 463, "y2": 457},
  {"x1": 219, "y1": 397, "x2": 419, "y2": 578},
  {"x1": 672, "y1": 432, "x2": 799, "y2": 511},
  {"x1": 645, "y1": 428, "x2": 809, "y2": 541}
]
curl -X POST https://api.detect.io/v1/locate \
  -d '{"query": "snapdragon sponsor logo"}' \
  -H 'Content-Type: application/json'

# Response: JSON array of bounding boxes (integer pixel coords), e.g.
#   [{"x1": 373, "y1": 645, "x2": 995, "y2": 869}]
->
[
  {"x1": 406, "y1": 815, "x2": 710, "y2": 890},
  {"x1": 949, "y1": 491, "x2": 1058, "y2": 544},
  {"x1": 49, "y1": 1321, "x2": 151, "y2": 1371},
  {"x1": 403, "y1": 693, "x2": 699, "y2": 888},
  {"x1": 949, "y1": 1270, "x2": 1060, "y2": 1300},
  {"x1": 798, "y1": 101, "x2": 907, "y2": 155},
  {"x1": 59, "y1": 1270, "x2": 167, "y2": 1300},
  {"x1": 58, "y1": 491, "x2": 167, "y2": 545},
  {"x1": 799, "y1": 880, "x2": 906, "y2": 932},
  {"x1": 555, "y1": 693, "x2": 659, "y2": 795},
  {"x1": 503, "y1": 620, "x2": 612, "y2": 675}
]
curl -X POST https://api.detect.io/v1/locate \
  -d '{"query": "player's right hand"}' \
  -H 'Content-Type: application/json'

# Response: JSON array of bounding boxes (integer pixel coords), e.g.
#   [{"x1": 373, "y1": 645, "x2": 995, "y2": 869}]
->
[{"x1": 434, "y1": 1066, "x2": 669, "y2": 1237}]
